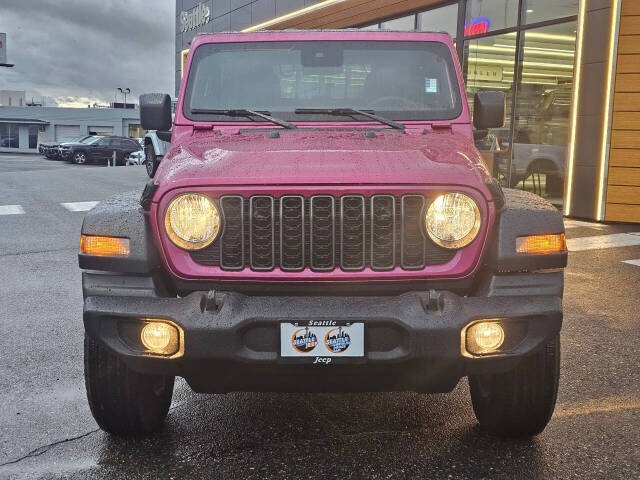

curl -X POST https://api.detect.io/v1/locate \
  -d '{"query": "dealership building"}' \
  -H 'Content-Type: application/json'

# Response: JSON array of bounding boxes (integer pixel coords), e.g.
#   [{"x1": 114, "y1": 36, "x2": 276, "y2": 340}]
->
[
  {"x1": 175, "y1": 0, "x2": 639, "y2": 223},
  {"x1": 0, "y1": 92, "x2": 143, "y2": 154}
]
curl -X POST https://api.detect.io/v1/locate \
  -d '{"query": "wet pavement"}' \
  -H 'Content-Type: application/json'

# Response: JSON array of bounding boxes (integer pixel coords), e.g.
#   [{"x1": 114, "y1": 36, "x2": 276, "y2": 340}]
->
[{"x1": 0, "y1": 154, "x2": 638, "y2": 479}]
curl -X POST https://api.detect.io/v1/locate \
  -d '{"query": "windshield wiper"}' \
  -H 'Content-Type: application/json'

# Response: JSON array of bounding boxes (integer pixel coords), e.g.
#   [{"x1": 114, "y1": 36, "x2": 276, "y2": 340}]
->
[
  {"x1": 294, "y1": 108, "x2": 405, "y2": 131},
  {"x1": 191, "y1": 108, "x2": 297, "y2": 130}
]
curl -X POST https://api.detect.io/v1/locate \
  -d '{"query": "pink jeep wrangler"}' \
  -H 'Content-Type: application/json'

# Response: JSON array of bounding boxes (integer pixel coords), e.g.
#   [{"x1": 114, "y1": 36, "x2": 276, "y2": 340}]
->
[{"x1": 79, "y1": 31, "x2": 567, "y2": 438}]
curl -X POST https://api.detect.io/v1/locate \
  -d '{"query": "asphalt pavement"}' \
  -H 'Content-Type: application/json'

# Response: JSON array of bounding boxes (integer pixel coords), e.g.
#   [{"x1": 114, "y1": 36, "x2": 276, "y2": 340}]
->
[{"x1": 0, "y1": 154, "x2": 638, "y2": 479}]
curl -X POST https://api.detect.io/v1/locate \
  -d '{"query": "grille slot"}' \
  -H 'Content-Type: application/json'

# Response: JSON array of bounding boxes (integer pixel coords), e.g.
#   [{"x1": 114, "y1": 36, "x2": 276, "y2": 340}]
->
[
  {"x1": 401, "y1": 195, "x2": 426, "y2": 269},
  {"x1": 340, "y1": 195, "x2": 366, "y2": 270},
  {"x1": 219, "y1": 196, "x2": 244, "y2": 270},
  {"x1": 371, "y1": 195, "x2": 396, "y2": 270},
  {"x1": 310, "y1": 195, "x2": 335, "y2": 271},
  {"x1": 190, "y1": 194, "x2": 457, "y2": 272},
  {"x1": 280, "y1": 195, "x2": 305, "y2": 271},
  {"x1": 249, "y1": 196, "x2": 275, "y2": 271}
]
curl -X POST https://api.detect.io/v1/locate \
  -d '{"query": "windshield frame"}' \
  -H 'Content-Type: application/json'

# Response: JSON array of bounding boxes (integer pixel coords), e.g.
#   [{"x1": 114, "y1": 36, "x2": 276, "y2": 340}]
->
[{"x1": 182, "y1": 38, "x2": 464, "y2": 125}]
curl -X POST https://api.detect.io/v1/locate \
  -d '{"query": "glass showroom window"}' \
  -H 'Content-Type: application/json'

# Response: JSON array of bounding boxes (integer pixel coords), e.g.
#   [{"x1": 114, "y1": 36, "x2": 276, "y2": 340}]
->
[
  {"x1": 521, "y1": 0, "x2": 578, "y2": 25},
  {"x1": 465, "y1": 0, "x2": 519, "y2": 34},
  {"x1": 380, "y1": 15, "x2": 416, "y2": 30},
  {"x1": 29, "y1": 126, "x2": 39, "y2": 149},
  {"x1": 463, "y1": 32, "x2": 517, "y2": 179},
  {"x1": 510, "y1": 21, "x2": 576, "y2": 206},
  {"x1": 128, "y1": 124, "x2": 146, "y2": 139},
  {"x1": 418, "y1": 3, "x2": 459, "y2": 38},
  {"x1": 0, "y1": 124, "x2": 19, "y2": 148}
]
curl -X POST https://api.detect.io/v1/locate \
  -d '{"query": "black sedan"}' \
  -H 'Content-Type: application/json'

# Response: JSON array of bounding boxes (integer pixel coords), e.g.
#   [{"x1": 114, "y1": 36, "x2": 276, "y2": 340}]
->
[{"x1": 60, "y1": 136, "x2": 142, "y2": 165}]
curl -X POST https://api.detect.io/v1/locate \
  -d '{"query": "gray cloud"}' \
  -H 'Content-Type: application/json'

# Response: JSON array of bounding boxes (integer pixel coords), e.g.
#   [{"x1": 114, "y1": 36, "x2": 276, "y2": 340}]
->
[{"x1": 0, "y1": 0, "x2": 174, "y2": 106}]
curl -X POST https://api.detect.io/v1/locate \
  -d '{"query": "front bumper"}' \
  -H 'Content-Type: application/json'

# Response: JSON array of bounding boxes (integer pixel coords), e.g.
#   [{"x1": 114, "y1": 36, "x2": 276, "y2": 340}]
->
[{"x1": 83, "y1": 272, "x2": 563, "y2": 394}]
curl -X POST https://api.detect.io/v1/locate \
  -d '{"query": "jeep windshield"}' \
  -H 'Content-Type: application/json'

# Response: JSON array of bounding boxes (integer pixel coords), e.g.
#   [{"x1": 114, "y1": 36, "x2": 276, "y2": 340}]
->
[{"x1": 183, "y1": 41, "x2": 463, "y2": 124}]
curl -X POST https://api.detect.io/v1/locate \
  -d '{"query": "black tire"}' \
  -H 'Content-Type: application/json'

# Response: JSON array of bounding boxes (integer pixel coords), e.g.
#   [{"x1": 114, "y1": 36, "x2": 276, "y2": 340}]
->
[
  {"x1": 84, "y1": 334, "x2": 174, "y2": 436},
  {"x1": 73, "y1": 151, "x2": 87, "y2": 165},
  {"x1": 469, "y1": 334, "x2": 560, "y2": 438},
  {"x1": 145, "y1": 143, "x2": 158, "y2": 178},
  {"x1": 545, "y1": 173, "x2": 563, "y2": 196}
]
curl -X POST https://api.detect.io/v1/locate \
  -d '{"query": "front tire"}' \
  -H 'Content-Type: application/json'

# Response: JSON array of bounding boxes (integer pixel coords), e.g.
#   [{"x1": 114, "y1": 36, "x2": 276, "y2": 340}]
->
[
  {"x1": 145, "y1": 143, "x2": 159, "y2": 178},
  {"x1": 469, "y1": 334, "x2": 560, "y2": 438},
  {"x1": 73, "y1": 151, "x2": 87, "y2": 165},
  {"x1": 84, "y1": 334, "x2": 174, "y2": 436}
]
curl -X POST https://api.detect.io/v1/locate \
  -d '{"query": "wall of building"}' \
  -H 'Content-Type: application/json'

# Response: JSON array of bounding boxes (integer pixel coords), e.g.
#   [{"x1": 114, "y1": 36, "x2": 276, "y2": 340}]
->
[
  {"x1": 564, "y1": 0, "x2": 618, "y2": 221},
  {"x1": 0, "y1": 106, "x2": 140, "y2": 153},
  {"x1": 606, "y1": 0, "x2": 640, "y2": 222},
  {"x1": 0, "y1": 90, "x2": 25, "y2": 107}
]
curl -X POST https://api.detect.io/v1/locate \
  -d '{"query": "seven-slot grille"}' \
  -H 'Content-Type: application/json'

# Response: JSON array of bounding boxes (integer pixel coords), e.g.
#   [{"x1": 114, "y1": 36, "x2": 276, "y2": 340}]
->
[{"x1": 189, "y1": 194, "x2": 457, "y2": 272}]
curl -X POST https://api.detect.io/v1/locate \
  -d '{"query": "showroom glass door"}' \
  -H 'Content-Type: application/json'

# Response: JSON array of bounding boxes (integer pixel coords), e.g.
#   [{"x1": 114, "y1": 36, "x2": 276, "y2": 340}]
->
[{"x1": 461, "y1": 0, "x2": 578, "y2": 209}]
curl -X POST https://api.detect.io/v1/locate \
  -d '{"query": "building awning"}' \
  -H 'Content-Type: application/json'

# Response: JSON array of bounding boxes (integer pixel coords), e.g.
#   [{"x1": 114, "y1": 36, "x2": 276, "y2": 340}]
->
[
  {"x1": 0, "y1": 117, "x2": 50, "y2": 125},
  {"x1": 243, "y1": 0, "x2": 444, "y2": 31}
]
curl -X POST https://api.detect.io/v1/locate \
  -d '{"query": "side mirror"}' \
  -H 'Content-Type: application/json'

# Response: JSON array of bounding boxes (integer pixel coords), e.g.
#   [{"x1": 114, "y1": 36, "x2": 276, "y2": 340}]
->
[
  {"x1": 473, "y1": 91, "x2": 506, "y2": 130},
  {"x1": 140, "y1": 93, "x2": 172, "y2": 131}
]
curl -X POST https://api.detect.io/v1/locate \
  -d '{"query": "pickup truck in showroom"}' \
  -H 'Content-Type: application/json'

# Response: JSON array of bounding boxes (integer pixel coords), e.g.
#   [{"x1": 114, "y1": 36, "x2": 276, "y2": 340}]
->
[{"x1": 79, "y1": 31, "x2": 567, "y2": 438}]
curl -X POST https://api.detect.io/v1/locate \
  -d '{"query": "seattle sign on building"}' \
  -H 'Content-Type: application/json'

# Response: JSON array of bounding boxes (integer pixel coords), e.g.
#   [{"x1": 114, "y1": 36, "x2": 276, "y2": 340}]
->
[{"x1": 180, "y1": 3, "x2": 211, "y2": 33}]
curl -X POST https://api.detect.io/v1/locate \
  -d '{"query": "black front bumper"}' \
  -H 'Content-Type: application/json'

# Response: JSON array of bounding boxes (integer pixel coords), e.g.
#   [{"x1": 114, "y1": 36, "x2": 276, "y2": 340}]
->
[{"x1": 83, "y1": 272, "x2": 563, "y2": 394}]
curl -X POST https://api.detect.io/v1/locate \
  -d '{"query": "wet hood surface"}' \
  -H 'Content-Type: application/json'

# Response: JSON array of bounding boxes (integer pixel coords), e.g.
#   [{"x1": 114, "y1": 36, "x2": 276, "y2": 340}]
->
[{"x1": 155, "y1": 130, "x2": 491, "y2": 192}]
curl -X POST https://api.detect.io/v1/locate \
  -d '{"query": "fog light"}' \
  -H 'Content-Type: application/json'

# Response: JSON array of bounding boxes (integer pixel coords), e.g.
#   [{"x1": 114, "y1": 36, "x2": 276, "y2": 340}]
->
[
  {"x1": 141, "y1": 321, "x2": 179, "y2": 355},
  {"x1": 474, "y1": 322, "x2": 504, "y2": 351},
  {"x1": 464, "y1": 321, "x2": 505, "y2": 356}
]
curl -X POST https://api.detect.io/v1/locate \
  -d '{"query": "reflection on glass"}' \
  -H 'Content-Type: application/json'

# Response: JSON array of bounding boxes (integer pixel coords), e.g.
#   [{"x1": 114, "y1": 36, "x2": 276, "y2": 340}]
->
[
  {"x1": 381, "y1": 15, "x2": 416, "y2": 31},
  {"x1": 0, "y1": 123, "x2": 19, "y2": 148},
  {"x1": 522, "y1": 0, "x2": 578, "y2": 25},
  {"x1": 506, "y1": 22, "x2": 576, "y2": 207},
  {"x1": 465, "y1": 0, "x2": 518, "y2": 35},
  {"x1": 464, "y1": 33, "x2": 517, "y2": 177},
  {"x1": 418, "y1": 4, "x2": 459, "y2": 38}
]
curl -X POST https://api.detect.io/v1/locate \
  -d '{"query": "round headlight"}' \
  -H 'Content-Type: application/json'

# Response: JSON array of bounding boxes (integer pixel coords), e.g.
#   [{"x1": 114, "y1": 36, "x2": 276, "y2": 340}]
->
[
  {"x1": 425, "y1": 193, "x2": 481, "y2": 249},
  {"x1": 164, "y1": 193, "x2": 221, "y2": 250}
]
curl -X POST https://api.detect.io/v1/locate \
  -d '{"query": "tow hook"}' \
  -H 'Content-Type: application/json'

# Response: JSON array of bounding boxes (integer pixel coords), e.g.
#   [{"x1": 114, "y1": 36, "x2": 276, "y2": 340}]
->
[
  {"x1": 423, "y1": 290, "x2": 441, "y2": 312},
  {"x1": 201, "y1": 290, "x2": 219, "y2": 312}
]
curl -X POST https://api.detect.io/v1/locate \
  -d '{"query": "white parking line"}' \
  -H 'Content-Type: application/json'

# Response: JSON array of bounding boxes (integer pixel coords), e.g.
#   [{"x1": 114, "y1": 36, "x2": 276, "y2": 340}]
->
[
  {"x1": 563, "y1": 219, "x2": 606, "y2": 230},
  {"x1": 622, "y1": 259, "x2": 640, "y2": 267},
  {"x1": 60, "y1": 201, "x2": 99, "y2": 212},
  {"x1": 0, "y1": 205, "x2": 25, "y2": 215},
  {"x1": 567, "y1": 233, "x2": 640, "y2": 252}
]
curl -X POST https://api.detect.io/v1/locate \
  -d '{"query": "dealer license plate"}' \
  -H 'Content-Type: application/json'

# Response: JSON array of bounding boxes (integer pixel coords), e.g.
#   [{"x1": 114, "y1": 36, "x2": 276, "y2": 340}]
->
[{"x1": 280, "y1": 321, "x2": 364, "y2": 358}]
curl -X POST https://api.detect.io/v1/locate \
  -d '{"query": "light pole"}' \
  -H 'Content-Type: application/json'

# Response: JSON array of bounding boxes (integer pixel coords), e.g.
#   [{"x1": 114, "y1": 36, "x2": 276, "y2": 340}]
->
[{"x1": 118, "y1": 87, "x2": 131, "y2": 107}]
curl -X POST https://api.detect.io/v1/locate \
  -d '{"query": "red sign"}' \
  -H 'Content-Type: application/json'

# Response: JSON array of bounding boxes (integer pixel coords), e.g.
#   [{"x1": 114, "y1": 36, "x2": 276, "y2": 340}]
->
[{"x1": 464, "y1": 18, "x2": 490, "y2": 37}]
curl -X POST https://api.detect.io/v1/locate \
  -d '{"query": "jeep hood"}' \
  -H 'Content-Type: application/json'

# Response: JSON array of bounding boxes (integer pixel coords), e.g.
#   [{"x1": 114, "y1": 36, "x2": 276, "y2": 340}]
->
[{"x1": 155, "y1": 130, "x2": 491, "y2": 192}]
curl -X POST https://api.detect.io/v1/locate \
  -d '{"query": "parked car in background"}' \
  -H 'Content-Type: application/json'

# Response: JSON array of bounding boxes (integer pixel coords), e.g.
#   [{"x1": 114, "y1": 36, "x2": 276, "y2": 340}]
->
[
  {"x1": 41, "y1": 136, "x2": 92, "y2": 159},
  {"x1": 143, "y1": 131, "x2": 170, "y2": 177},
  {"x1": 60, "y1": 136, "x2": 141, "y2": 165},
  {"x1": 126, "y1": 149, "x2": 145, "y2": 165},
  {"x1": 496, "y1": 143, "x2": 566, "y2": 195}
]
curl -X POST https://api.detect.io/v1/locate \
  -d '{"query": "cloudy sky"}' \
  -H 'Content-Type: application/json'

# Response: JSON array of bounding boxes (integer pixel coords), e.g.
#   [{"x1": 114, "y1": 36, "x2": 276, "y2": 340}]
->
[{"x1": 0, "y1": 0, "x2": 174, "y2": 107}]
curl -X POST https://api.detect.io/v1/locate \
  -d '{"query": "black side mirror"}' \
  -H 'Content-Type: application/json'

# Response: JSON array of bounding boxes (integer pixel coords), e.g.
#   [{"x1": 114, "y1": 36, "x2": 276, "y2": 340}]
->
[
  {"x1": 140, "y1": 93, "x2": 172, "y2": 131},
  {"x1": 473, "y1": 91, "x2": 506, "y2": 130}
]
